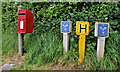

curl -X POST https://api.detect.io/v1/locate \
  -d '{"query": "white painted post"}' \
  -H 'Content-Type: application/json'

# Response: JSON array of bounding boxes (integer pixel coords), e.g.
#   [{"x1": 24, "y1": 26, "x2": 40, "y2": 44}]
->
[
  {"x1": 95, "y1": 22, "x2": 109, "y2": 63},
  {"x1": 61, "y1": 21, "x2": 72, "y2": 53},
  {"x1": 97, "y1": 37, "x2": 105, "y2": 63},
  {"x1": 18, "y1": 5, "x2": 24, "y2": 57},
  {"x1": 63, "y1": 33, "x2": 69, "y2": 52}
]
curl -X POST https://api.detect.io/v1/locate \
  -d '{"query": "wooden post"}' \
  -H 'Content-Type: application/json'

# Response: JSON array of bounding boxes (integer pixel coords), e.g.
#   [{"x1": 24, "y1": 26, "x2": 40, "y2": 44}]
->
[
  {"x1": 97, "y1": 37, "x2": 105, "y2": 63},
  {"x1": 63, "y1": 33, "x2": 69, "y2": 52},
  {"x1": 18, "y1": 5, "x2": 24, "y2": 57}
]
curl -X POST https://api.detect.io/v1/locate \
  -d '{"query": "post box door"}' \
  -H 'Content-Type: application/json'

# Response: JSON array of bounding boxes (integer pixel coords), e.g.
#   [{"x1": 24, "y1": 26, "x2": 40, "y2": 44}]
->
[{"x1": 18, "y1": 19, "x2": 26, "y2": 33}]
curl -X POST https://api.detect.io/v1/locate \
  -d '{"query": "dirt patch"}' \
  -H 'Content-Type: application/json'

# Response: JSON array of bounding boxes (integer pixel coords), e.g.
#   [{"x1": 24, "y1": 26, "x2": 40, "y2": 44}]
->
[
  {"x1": 1, "y1": 54, "x2": 86, "y2": 70},
  {"x1": 32, "y1": 57, "x2": 86, "y2": 70},
  {"x1": 1, "y1": 53, "x2": 25, "y2": 67}
]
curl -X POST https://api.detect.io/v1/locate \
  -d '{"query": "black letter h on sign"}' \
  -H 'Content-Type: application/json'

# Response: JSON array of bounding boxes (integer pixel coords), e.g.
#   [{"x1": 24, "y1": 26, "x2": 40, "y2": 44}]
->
[{"x1": 80, "y1": 24, "x2": 87, "y2": 33}]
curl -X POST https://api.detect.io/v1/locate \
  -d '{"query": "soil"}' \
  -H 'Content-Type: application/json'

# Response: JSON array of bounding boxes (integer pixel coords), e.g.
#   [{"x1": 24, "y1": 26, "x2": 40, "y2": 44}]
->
[
  {"x1": 1, "y1": 53, "x2": 25, "y2": 67},
  {"x1": 1, "y1": 53, "x2": 86, "y2": 70}
]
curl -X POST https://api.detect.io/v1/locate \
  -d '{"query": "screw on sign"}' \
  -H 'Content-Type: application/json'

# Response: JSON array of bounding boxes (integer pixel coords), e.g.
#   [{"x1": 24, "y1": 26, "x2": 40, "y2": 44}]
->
[
  {"x1": 18, "y1": 5, "x2": 33, "y2": 57},
  {"x1": 94, "y1": 22, "x2": 109, "y2": 63},
  {"x1": 61, "y1": 21, "x2": 72, "y2": 52},
  {"x1": 76, "y1": 21, "x2": 89, "y2": 63}
]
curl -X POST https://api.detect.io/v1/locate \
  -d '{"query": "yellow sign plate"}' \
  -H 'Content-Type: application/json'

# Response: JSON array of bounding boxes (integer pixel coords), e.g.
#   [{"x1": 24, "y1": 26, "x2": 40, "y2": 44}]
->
[{"x1": 76, "y1": 21, "x2": 89, "y2": 35}]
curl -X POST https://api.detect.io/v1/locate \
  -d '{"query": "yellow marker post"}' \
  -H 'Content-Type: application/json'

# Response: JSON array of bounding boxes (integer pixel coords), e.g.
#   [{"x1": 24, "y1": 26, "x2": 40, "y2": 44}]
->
[{"x1": 76, "y1": 21, "x2": 89, "y2": 63}]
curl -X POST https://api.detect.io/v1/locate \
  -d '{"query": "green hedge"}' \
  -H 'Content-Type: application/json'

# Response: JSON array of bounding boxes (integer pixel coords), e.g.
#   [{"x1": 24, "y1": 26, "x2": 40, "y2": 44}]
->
[
  {"x1": 2, "y1": 2, "x2": 120, "y2": 70},
  {"x1": 2, "y1": 2, "x2": 120, "y2": 49}
]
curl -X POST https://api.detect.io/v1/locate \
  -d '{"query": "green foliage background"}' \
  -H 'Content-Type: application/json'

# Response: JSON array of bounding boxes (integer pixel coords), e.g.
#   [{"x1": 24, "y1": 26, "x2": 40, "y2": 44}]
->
[{"x1": 2, "y1": 2, "x2": 120, "y2": 70}]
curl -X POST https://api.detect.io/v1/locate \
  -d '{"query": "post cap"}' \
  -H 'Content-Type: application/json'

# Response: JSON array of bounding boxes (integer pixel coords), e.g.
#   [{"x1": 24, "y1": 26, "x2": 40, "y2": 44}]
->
[{"x1": 18, "y1": 5, "x2": 23, "y2": 11}]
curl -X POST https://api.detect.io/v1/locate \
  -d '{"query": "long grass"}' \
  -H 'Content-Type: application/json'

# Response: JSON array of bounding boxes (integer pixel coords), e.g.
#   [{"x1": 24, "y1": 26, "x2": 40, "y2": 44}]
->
[
  {"x1": 23, "y1": 31, "x2": 63, "y2": 66},
  {"x1": 84, "y1": 31, "x2": 120, "y2": 70},
  {"x1": 2, "y1": 30, "x2": 120, "y2": 70},
  {"x1": 2, "y1": 31, "x2": 18, "y2": 55}
]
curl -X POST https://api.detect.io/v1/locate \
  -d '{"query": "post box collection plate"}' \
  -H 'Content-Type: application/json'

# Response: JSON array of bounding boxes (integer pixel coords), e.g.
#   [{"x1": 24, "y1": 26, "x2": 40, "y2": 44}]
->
[{"x1": 20, "y1": 21, "x2": 24, "y2": 29}]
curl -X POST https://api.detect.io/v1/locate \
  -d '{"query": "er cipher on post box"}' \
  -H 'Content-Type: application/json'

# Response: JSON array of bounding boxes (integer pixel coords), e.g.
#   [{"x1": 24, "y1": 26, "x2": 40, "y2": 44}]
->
[{"x1": 18, "y1": 9, "x2": 33, "y2": 33}]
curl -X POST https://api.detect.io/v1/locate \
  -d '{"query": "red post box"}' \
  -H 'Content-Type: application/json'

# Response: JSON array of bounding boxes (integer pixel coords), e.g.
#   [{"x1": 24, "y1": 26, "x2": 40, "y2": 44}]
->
[{"x1": 18, "y1": 9, "x2": 33, "y2": 33}]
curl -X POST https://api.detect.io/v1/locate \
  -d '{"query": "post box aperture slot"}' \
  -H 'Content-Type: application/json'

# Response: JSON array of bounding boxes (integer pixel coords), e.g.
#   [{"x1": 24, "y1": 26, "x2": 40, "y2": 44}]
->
[{"x1": 18, "y1": 13, "x2": 25, "y2": 15}]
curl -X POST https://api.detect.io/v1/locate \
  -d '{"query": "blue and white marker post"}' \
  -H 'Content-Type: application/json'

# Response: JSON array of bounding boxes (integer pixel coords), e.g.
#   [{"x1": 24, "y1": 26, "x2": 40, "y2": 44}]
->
[
  {"x1": 61, "y1": 21, "x2": 72, "y2": 52},
  {"x1": 95, "y1": 22, "x2": 109, "y2": 63}
]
